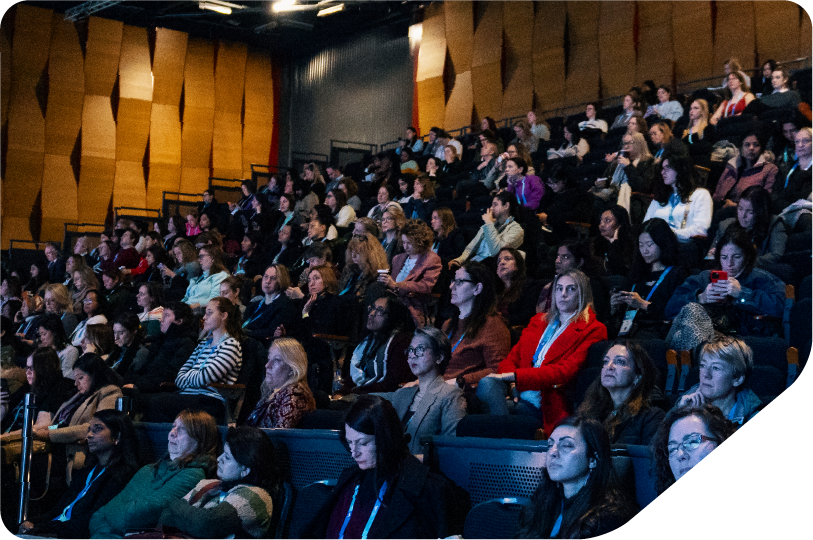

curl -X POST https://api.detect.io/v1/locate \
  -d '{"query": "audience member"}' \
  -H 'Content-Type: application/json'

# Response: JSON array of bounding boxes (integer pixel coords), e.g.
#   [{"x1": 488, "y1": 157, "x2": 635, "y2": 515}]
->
[
  {"x1": 430, "y1": 208, "x2": 466, "y2": 266},
  {"x1": 243, "y1": 264, "x2": 297, "y2": 342},
  {"x1": 592, "y1": 205, "x2": 634, "y2": 277},
  {"x1": 710, "y1": 72, "x2": 755, "y2": 125},
  {"x1": 713, "y1": 132, "x2": 778, "y2": 206},
  {"x1": 181, "y1": 245, "x2": 231, "y2": 312},
  {"x1": 451, "y1": 192, "x2": 524, "y2": 268},
  {"x1": 36, "y1": 314, "x2": 80, "y2": 379},
  {"x1": 505, "y1": 157, "x2": 544, "y2": 210},
  {"x1": 402, "y1": 175, "x2": 438, "y2": 223},
  {"x1": 495, "y1": 247, "x2": 542, "y2": 328},
  {"x1": 70, "y1": 289, "x2": 107, "y2": 347},
  {"x1": 579, "y1": 102, "x2": 608, "y2": 133}
]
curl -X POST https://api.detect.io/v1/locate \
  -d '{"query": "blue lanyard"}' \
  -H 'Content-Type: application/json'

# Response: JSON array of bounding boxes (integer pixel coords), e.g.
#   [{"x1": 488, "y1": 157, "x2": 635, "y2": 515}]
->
[
  {"x1": 55, "y1": 466, "x2": 106, "y2": 522},
  {"x1": 532, "y1": 318, "x2": 561, "y2": 368},
  {"x1": 550, "y1": 501, "x2": 564, "y2": 537},
  {"x1": 631, "y1": 266, "x2": 674, "y2": 302},
  {"x1": 655, "y1": 148, "x2": 664, "y2": 159},
  {"x1": 242, "y1": 298, "x2": 270, "y2": 328},
  {"x1": 785, "y1": 160, "x2": 799, "y2": 188},
  {"x1": 448, "y1": 331, "x2": 466, "y2": 353},
  {"x1": 338, "y1": 480, "x2": 388, "y2": 539}
]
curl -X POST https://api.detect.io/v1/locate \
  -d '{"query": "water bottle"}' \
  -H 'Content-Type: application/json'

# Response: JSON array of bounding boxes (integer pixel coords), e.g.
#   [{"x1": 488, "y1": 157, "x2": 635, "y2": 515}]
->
[{"x1": 332, "y1": 370, "x2": 343, "y2": 394}]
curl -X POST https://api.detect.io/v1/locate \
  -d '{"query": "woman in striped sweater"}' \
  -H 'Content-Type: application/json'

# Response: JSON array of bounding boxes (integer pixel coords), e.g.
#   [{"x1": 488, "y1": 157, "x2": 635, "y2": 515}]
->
[
  {"x1": 159, "y1": 426, "x2": 279, "y2": 538},
  {"x1": 142, "y1": 297, "x2": 243, "y2": 423}
]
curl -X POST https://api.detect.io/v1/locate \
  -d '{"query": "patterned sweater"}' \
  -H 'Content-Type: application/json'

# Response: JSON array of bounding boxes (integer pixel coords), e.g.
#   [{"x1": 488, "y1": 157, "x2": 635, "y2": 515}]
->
[
  {"x1": 175, "y1": 335, "x2": 242, "y2": 401},
  {"x1": 161, "y1": 479, "x2": 274, "y2": 538},
  {"x1": 244, "y1": 382, "x2": 316, "y2": 429}
]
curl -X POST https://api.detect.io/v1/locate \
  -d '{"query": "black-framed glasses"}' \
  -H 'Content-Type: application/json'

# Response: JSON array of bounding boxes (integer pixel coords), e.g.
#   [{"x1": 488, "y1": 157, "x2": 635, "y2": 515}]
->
[
  {"x1": 667, "y1": 433, "x2": 719, "y2": 457},
  {"x1": 405, "y1": 345, "x2": 429, "y2": 357},
  {"x1": 367, "y1": 306, "x2": 388, "y2": 317},
  {"x1": 451, "y1": 278, "x2": 475, "y2": 287}
]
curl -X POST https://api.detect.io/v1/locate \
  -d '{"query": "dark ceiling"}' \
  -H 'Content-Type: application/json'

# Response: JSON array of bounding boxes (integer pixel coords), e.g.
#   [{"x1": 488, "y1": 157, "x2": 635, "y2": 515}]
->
[{"x1": 24, "y1": 1, "x2": 424, "y2": 55}]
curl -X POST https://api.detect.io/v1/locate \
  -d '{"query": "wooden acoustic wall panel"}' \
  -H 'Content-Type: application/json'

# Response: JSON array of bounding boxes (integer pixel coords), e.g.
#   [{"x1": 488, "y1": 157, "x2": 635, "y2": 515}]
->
[
  {"x1": 1, "y1": 31, "x2": 10, "y2": 128},
  {"x1": 78, "y1": 95, "x2": 116, "y2": 222},
  {"x1": 444, "y1": 70, "x2": 473, "y2": 131},
  {"x1": 180, "y1": 167, "x2": 210, "y2": 195},
  {"x1": 116, "y1": 25, "x2": 152, "y2": 163},
  {"x1": 471, "y1": 1, "x2": 502, "y2": 121},
  {"x1": 566, "y1": 2, "x2": 601, "y2": 106},
  {"x1": 152, "y1": 27, "x2": 188, "y2": 106},
  {"x1": 635, "y1": 1, "x2": 673, "y2": 87},
  {"x1": 112, "y1": 161, "x2": 146, "y2": 210},
  {"x1": 713, "y1": 2, "x2": 755, "y2": 76},
  {"x1": 182, "y1": 38, "x2": 215, "y2": 175},
  {"x1": 598, "y1": 2, "x2": 635, "y2": 100},
  {"x1": 802, "y1": 9, "x2": 812, "y2": 61},
  {"x1": 45, "y1": 15, "x2": 84, "y2": 156},
  {"x1": 417, "y1": 3, "x2": 446, "y2": 134},
  {"x1": 213, "y1": 41, "x2": 247, "y2": 178},
  {"x1": 532, "y1": 2, "x2": 567, "y2": 111},
  {"x1": 501, "y1": 1, "x2": 533, "y2": 119},
  {"x1": 2, "y1": 4, "x2": 51, "y2": 247},
  {"x1": 41, "y1": 155, "x2": 79, "y2": 241},
  {"x1": 445, "y1": 0, "x2": 472, "y2": 74},
  {"x1": 242, "y1": 49, "x2": 274, "y2": 180},
  {"x1": 149, "y1": 103, "x2": 182, "y2": 207},
  {"x1": 41, "y1": 16, "x2": 83, "y2": 242},
  {"x1": 84, "y1": 16, "x2": 123, "y2": 97},
  {"x1": 754, "y1": 2, "x2": 800, "y2": 67},
  {"x1": 672, "y1": 1, "x2": 713, "y2": 83}
]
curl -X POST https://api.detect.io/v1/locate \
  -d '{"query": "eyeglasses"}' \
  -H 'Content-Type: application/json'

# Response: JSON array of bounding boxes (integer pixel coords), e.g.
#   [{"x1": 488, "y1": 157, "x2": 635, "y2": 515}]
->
[
  {"x1": 451, "y1": 278, "x2": 475, "y2": 287},
  {"x1": 25, "y1": 366, "x2": 34, "y2": 372},
  {"x1": 367, "y1": 306, "x2": 388, "y2": 317},
  {"x1": 667, "y1": 433, "x2": 719, "y2": 457},
  {"x1": 405, "y1": 345, "x2": 429, "y2": 357}
]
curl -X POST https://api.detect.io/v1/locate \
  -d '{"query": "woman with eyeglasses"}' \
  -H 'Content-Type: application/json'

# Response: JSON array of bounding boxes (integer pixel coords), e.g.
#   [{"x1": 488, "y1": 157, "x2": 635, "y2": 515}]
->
[
  {"x1": 375, "y1": 327, "x2": 466, "y2": 456},
  {"x1": 333, "y1": 295, "x2": 415, "y2": 398},
  {"x1": 181, "y1": 245, "x2": 231, "y2": 313},
  {"x1": 242, "y1": 265, "x2": 297, "y2": 343},
  {"x1": 593, "y1": 132, "x2": 655, "y2": 217},
  {"x1": 244, "y1": 338, "x2": 315, "y2": 429},
  {"x1": 43, "y1": 283, "x2": 78, "y2": 341},
  {"x1": 651, "y1": 404, "x2": 736, "y2": 495},
  {"x1": 442, "y1": 262, "x2": 511, "y2": 391},
  {"x1": 380, "y1": 206, "x2": 406, "y2": 268},
  {"x1": 576, "y1": 341, "x2": 665, "y2": 446},
  {"x1": 69, "y1": 289, "x2": 107, "y2": 347},
  {"x1": 286, "y1": 264, "x2": 347, "y2": 340},
  {"x1": 518, "y1": 416, "x2": 638, "y2": 538},
  {"x1": 673, "y1": 336, "x2": 762, "y2": 426},
  {"x1": 479, "y1": 269, "x2": 607, "y2": 435},
  {"x1": 18, "y1": 410, "x2": 140, "y2": 539}
]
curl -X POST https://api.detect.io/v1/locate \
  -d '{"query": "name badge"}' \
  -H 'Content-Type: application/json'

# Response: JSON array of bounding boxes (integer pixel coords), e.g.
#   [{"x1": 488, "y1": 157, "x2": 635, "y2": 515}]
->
[{"x1": 618, "y1": 309, "x2": 637, "y2": 336}]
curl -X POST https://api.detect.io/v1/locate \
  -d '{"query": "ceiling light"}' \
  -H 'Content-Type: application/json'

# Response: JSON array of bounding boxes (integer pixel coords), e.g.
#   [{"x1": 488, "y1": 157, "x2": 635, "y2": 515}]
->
[
  {"x1": 273, "y1": 0, "x2": 301, "y2": 12},
  {"x1": 317, "y1": 4, "x2": 344, "y2": 16},
  {"x1": 200, "y1": 2, "x2": 231, "y2": 15}
]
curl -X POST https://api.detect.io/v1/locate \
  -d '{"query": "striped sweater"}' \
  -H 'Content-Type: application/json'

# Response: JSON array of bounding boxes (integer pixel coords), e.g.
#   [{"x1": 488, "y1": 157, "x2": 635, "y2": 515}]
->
[
  {"x1": 182, "y1": 479, "x2": 274, "y2": 538},
  {"x1": 175, "y1": 335, "x2": 242, "y2": 401}
]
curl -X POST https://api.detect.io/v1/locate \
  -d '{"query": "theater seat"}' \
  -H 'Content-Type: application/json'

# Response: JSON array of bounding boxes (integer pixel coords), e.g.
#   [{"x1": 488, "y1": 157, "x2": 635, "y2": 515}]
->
[
  {"x1": 463, "y1": 497, "x2": 531, "y2": 540},
  {"x1": 286, "y1": 480, "x2": 336, "y2": 539},
  {"x1": 456, "y1": 414, "x2": 542, "y2": 440}
]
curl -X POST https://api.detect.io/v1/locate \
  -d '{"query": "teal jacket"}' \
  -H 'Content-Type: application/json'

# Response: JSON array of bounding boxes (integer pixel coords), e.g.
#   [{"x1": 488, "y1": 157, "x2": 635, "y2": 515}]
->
[{"x1": 89, "y1": 459, "x2": 209, "y2": 538}]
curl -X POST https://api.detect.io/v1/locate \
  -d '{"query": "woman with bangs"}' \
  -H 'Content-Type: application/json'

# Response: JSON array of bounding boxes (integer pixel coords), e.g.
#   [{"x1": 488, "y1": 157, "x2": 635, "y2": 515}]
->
[
  {"x1": 577, "y1": 340, "x2": 665, "y2": 445},
  {"x1": 89, "y1": 410, "x2": 220, "y2": 538},
  {"x1": 338, "y1": 232, "x2": 389, "y2": 303},
  {"x1": 478, "y1": 269, "x2": 607, "y2": 434},
  {"x1": 430, "y1": 207, "x2": 467, "y2": 267},
  {"x1": 402, "y1": 175, "x2": 438, "y2": 224},
  {"x1": 289, "y1": 264, "x2": 347, "y2": 339},
  {"x1": 379, "y1": 219, "x2": 442, "y2": 327},
  {"x1": 710, "y1": 71, "x2": 755, "y2": 125},
  {"x1": 181, "y1": 245, "x2": 231, "y2": 312}
]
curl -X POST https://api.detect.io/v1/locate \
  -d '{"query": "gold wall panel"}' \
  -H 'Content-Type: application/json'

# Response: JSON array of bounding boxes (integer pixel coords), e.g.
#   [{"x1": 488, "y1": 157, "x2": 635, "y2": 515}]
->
[
  {"x1": 802, "y1": 9, "x2": 812, "y2": 62},
  {"x1": 146, "y1": 164, "x2": 181, "y2": 210},
  {"x1": 180, "y1": 167, "x2": 210, "y2": 195},
  {"x1": 2, "y1": 30, "x2": 12, "y2": 128},
  {"x1": 565, "y1": 2, "x2": 600, "y2": 107},
  {"x1": 212, "y1": 120, "x2": 243, "y2": 179},
  {"x1": 3, "y1": 150, "x2": 45, "y2": 220},
  {"x1": 84, "y1": 16, "x2": 123, "y2": 97},
  {"x1": 243, "y1": 49, "x2": 274, "y2": 179},
  {"x1": 150, "y1": 103, "x2": 182, "y2": 166},
  {"x1": 713, "y1": 2, "x2": 755, "y2": 77},
  {"x1": 214, "y1": 41, "x2": 248, "y2": 124},
  {"x1": 636, "y1": 1, "x2": 673, "y2": 87},
  {"x1": 672, "y1": 1, "x2": 713, "y2": 83},
  {"x1": 81, "y1": 95, "x2": 116, "y2": 160},
  {"x1": 532, "y1": 1, "x2": 567, "y2": 111},
  {"x1": 41, "y1": 155, "x2": 79, "y2": 241},
  {"x1": 78, "y1": 155, "x2": 116, "y2": 223},
  {"x1": 598, "y1": 2, "x2": 635, "y2": 99},
  {"x1": 116, "y1": 26, "x2": 152, "y2": 163},
  {"x1": 444, "y1": 70, "x2": 473, "y2": 132},
  {"x1": 472, "y1": 2, "x2": 502, "y2": 120},
  {"x1": 9, "y1": 4, "x2": 51, "y2": 89},
  {"x1": 182, "y1": 38, "x2": 215, "y2": 169},
  {"x1": 416, "y1": 4, "x2": 446, "y2": 134},
  {"x1": 444, "y1": 0, "x2": 472, "y2": 74},
  {"x1": 45, "y1": 14, "x2": 84, "y2": 157},
  {"x1": 501, "y1": 1, "x2": 534, "y2": 118},
  {"x1": 753, "y1": 2, "x2": 800, "y2": 69},
  {"x1": 112, "y1": 160, "x2": 147, "y2": 210},
  {"x1": 152, "y1": 27, "x2": 188, "y2": 106}
]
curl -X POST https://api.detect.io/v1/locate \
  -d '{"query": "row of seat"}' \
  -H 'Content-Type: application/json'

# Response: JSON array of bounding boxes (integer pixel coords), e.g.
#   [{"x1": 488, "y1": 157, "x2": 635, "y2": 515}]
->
[{"x1": 131, "y1": 422, "x2": 656, "y2": 539}]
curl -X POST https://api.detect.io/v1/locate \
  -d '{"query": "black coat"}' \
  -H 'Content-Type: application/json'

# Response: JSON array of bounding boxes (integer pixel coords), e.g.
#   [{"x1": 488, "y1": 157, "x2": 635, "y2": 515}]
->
[
  {"x1": 302, "y1": 455, "x2": 468, "y2": 539},
  {"x1": 610, "y1": 406, "x2": 666, "y2": 446},
  {"x1": 433, "y1": 228, "x2": 467, "y2": 267},
  {"x1": 243, "y1": 294, "x2": 298, "y2": 342},
  {"x1": 123, "y1": 324, "x2": 197, "y2": 393},
  {"x1": 294, "y1": 293, "x2": 348, "y2": 339}
]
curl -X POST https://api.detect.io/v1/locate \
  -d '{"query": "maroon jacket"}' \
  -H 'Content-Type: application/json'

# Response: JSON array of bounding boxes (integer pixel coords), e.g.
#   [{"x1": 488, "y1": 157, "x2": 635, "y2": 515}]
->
[
  {"x1": 713, "y1": 154, "x2": 778, "y2": 202},
  {"x1": 391, "y1": 251, "x2": 442, "y2": 327}
]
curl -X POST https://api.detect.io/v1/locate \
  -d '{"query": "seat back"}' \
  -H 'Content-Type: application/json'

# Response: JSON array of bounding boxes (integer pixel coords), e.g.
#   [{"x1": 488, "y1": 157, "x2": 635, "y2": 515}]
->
[
  {"x1": 235, "y1": 337, "x2": 268, "y2": 424},
  {"x1": 624, "y1": 444, "x2": 659, "y2": 508},
  {"x1": 463, "y1": 497, "x2": 532, "y2": 540},
  {"x1": 285, "y1": 480, "x2": 336, "y2": 539},
  {"x1": 455, "y1": 414, "x2": 541, "y2": 440},
  {"x1": 263, "y1": 428, "x2": 354, "y2": 491},
  {"x1": 134, "y1": 422, "x2": 173, "y2": 464}
]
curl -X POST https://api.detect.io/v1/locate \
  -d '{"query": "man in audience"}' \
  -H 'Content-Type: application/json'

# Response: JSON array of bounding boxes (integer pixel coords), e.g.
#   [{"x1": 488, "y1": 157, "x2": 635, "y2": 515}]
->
[
  {"x1": 450, "y1": 191, "x2": 524, "y2": 268},
  {"x1": 324, "y1": 166, "x2": 345, "y2": 193},
  {"x1": 714, "y1": 132, "x2": 778, "y2": 208},
  {"x1": 434, "y1": 130, "x2": 463, "y2": 160},
  {"x1": 610, "y1": 94, "x2": 637, "y2": 131},
  {"x1": 579, "y1": 102, "x2": 608, "y2": 133},
  {"x1": 423, "y1": 126, "x2": 441, "y2": 156},
  {"x1": 44, "y1": 241, "x2": 65, "y2": 283},
  {"x1": 112, "y1": 229, "x2": 141, "y2": 269},
  {"x1": 455, "y1": 137, "x2": 498, "y2": 200}
]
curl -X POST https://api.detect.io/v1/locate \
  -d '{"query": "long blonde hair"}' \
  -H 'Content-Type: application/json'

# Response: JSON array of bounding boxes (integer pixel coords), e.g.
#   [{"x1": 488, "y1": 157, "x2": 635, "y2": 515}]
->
[
  {"x1": 346, "y1": 233, "x2": 389, "y2": 279},
  {"x1": 683, "y1": 99, "x2": 709, "y2": 139},
  {"x1": 544, "y1": 268, "x2": 593, "y2": 325},
  {"x1": 262, "y1": 338, "x2": 312, "y2": 400}
]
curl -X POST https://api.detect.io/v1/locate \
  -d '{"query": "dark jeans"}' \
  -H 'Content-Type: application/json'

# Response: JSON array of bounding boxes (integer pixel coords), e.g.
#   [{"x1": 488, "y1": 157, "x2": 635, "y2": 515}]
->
[{"x1": 475, "y1": 376, "x2": 542, "y2": 419}]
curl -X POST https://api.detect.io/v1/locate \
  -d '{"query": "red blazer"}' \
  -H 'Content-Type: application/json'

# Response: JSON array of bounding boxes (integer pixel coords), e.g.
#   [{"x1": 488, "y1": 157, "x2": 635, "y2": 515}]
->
[
  {"x1": 391, "y1": 251, "x2": 442, "y2": 326},
  {"x1": 499, "y1": 309, "x2": 607, "y2": 434}
]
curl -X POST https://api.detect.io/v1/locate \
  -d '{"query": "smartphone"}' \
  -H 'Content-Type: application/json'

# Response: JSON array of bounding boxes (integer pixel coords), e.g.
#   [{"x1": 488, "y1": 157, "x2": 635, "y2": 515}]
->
[{"x1": 710, "y1": 270, "x2": 728, "y2": 283}]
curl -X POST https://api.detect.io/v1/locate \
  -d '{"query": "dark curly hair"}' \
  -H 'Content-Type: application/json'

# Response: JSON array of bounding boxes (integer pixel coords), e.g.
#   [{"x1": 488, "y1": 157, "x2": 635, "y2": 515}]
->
[{"x1": 655, "y1": 139, "x2": 697, "y2": 205}]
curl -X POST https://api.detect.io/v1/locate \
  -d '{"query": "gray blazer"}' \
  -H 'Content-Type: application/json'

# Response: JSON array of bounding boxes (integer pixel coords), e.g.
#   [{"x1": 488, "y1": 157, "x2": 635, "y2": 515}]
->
[{"x1": 377, "y1": 375, "x2": 466, "y2": 455}]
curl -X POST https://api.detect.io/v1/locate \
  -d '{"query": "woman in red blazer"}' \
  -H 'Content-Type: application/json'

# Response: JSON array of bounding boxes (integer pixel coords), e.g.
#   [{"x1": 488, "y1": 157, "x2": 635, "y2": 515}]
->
[
  {"x1": 477, "y1": 268, "x2": 607, "y2": 435},
  {"x1": 378, "y1": 219, "x2": 442, "y2": 327}
]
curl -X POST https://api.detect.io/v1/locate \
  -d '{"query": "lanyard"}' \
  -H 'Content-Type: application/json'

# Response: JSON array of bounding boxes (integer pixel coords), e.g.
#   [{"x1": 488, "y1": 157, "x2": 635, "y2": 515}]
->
[
  {"x1": 340, "y1": 274, "x2": 359, "y2": 296},
  {"x1": 448, "y1": 331, "x2": 466, "y2": 353},
  {"x1": 785, "y1": 160, "x2": 799, "y2": 188},
  {"x1": 550, "y1": 501, "x2": 564, "y2": 537},
  {"x1": 520, "y1": 179, "x2": 527, "y2": 206},
  {"x1": 631, "y1": 266, "x2": 674, "y2": 302},
  {"x1": 242, "y1": 298, "x2": 271, "y2": 328},
  {"x1": 55, "y1": 466, "x2": 106, "y2": 522},
  {"x1": 532, "y1": 318, "x2": 561, "y2": 368},
  {"x1": 338, "y1": 480, "x2": 388, "y2": 539},
  {"x1": 655, "y1": 148, "x2": 664, "y2": 159}
]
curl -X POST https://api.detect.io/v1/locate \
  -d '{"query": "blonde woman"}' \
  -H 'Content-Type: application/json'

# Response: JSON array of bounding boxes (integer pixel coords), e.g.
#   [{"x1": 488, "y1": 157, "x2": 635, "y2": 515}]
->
[
  {"x1": 680, "y1": 99, "x2": 714, "y2": 164},
  {"x1": 243, "y1": 337, "x2": 316, "y2": 428},
  {"x1": 511, "y1": 119, "x2": 539, "y2": 153},
  {"x1": 43, "y1": 283, "x2": 78, "y2": 338},
  {"x1": 593, "y1": 132, "x2": 655, "y2": 213},
  {"x1": 338, "y1": 233, "x2": 389, "y2": 301}
]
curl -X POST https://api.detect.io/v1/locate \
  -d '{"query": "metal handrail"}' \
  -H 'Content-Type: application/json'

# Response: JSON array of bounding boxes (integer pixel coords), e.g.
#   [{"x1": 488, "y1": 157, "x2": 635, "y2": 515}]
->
[
  {"x1": 17, "y1": 393, "x2": 37, "y2": 525},
  {"x1": 114, "y1": 207, "x2": 161, "y2": 220}
]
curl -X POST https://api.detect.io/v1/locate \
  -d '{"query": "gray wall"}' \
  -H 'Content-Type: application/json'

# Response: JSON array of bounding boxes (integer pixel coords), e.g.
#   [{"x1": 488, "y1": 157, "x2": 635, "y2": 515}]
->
[{"x1": 282, "y1": 26, "x2": 414, "y2": 166}]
